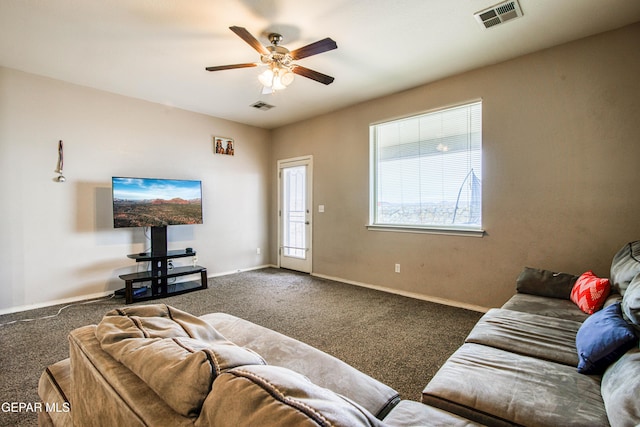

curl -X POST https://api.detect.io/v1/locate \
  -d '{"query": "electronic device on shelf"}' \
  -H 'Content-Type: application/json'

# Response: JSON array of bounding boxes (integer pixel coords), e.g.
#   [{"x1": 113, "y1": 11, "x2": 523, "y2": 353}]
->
[
  {"x1": 112, "y1": 177, "x2": 203, "y2": 229},
  {"x1": 114, "y1": 286, "x2": 148, "y2": 298}
]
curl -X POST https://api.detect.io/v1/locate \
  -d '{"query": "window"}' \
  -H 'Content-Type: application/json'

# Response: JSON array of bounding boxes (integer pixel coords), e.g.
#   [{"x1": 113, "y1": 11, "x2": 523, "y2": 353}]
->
[{"x1": 369, "y1": 101, "x2": 483, "y2": 235}]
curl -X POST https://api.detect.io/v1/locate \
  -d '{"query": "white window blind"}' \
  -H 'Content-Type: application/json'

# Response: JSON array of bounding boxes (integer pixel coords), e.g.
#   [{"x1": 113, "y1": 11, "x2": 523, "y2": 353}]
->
[{"x1": 370, "y1": 101, "x2": 482, "y2": 234}]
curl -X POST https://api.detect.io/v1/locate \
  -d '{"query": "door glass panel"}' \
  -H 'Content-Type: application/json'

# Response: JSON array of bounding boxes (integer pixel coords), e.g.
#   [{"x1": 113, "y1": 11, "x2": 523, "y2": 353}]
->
[{"x1": 283, "y1": 165, "x2": 306, "y2": 259}]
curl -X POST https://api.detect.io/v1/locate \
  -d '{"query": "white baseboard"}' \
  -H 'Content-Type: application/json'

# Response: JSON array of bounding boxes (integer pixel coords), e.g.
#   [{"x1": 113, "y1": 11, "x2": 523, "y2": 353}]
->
[
  {"x1": 1, "y1": 265, "x2": 485, "y2": 315},
  {"x1": 207, "y1": 264, "x2": 277, "y2": 278},
  {"x1": 311, "y1": 272, "x2": 489, "y2": 313},
  {"x1": 0, "y1": 264, "x2": 278, "y2": 316},
  {"x1": 0, "y1": 290, "x2": 115, "y2": 316}
]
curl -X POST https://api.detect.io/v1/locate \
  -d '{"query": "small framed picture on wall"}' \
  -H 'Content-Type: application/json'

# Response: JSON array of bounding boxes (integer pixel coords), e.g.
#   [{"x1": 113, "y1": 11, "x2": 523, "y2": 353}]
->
[{"x1": 214, "y1": 136, "x2": 234, "y2": 156}]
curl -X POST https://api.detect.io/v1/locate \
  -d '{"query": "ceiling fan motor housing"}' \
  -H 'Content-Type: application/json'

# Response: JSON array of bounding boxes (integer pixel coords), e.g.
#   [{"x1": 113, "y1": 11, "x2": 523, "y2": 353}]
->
[{"x1": 262, "y1": 45, "x2": 293, "y2": 68}]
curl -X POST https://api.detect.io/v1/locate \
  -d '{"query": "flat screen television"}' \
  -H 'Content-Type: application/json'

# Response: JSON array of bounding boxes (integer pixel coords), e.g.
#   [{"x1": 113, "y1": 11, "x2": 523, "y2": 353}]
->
[{"x1": 112, "y1": 177, "x2": 203, "y2": 228}]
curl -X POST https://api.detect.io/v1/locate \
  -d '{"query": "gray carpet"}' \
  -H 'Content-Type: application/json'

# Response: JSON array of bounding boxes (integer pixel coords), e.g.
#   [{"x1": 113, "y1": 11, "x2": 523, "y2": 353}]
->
[{"x1": 0, "y1": 268, "x2": 483, "y2": 426}]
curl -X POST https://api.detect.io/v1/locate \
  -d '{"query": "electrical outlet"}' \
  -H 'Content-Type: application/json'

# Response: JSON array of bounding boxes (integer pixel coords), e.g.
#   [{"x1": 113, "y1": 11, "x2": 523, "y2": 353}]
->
[
  {"x1": 256, "y1": 248, "x2": 261, "y2": 255},
  {"x1": 395, "y1": 263, "x2": 401, "y2": 273}
]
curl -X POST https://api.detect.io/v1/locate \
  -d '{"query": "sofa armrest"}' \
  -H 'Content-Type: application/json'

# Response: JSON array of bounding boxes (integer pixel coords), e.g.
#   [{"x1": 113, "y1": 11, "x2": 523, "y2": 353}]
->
[
  {"x1": 38, "y1": 359, "x2": 72, "y2": 427},
  {"x1": 68, "y1": 325, "x2": 193, "y2": 427},
  {"x1": 515, "y1": 267, "x2": 578, "y2": 300}
]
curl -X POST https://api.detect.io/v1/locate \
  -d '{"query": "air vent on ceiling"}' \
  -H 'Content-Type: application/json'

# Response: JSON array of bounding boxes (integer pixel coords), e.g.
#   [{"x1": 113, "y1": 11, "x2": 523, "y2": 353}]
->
[
  {"x1": 251, "y1": 101, "x2": 275, "y2": 111},
  {"x1": 474, "y1": 0, "x2": 523, "y2": 29}
]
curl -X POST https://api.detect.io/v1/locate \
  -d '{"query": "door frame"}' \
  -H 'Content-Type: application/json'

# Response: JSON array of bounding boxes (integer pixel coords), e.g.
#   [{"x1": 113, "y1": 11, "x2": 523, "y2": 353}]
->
[{"x1": 277, "y1": 155, "x2": 313, "y2": 273}]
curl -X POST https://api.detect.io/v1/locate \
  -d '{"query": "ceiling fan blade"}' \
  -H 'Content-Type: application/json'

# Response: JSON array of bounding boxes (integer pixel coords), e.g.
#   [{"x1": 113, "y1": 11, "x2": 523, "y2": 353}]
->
[
  {"x1": 290, "y1": 38, "x2": 337, "y2": 60},
  {"x1": 205, "y1": 63, "x2": 258, "y2": 72},
  {"x1": 292, "y1": 65, "x2": 335, "y2": 85},
  {"x1": 229, "y1": 26, "x2": 269, "y2": 56}
]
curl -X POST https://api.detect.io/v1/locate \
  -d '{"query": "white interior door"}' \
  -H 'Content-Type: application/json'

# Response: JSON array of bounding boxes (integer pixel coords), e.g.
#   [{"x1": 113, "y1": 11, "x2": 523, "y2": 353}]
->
[{"x1": 278, "y1": 156, "x2": 312, "y2": 273}]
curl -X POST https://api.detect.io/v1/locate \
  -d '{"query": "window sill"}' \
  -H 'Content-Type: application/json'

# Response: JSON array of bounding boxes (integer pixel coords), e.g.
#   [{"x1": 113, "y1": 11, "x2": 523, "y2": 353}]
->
[{"x1": 366, "y1": 224, "x2": 485, "y2": 237}]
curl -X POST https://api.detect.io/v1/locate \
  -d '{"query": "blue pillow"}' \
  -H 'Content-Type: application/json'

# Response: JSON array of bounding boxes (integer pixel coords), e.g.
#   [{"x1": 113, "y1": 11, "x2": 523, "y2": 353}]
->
[{"x1": 576, "y1": 302, "x2": 638, "y2": 374}]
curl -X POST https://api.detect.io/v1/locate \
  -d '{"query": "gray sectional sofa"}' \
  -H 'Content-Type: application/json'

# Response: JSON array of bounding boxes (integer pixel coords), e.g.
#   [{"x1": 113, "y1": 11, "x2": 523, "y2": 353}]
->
[
  {"x1": 423, "y1": 241, "x2": 640, "y2": 426},
  {"x1": 38, "y1": 241, "x2": 640, "y2": 426}
]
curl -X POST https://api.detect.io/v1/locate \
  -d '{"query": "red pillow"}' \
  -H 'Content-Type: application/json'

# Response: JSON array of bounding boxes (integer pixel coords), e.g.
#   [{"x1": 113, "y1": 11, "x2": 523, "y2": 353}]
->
[{"x1": 570, "y1": 271, "x2": 611, "y2": 314}]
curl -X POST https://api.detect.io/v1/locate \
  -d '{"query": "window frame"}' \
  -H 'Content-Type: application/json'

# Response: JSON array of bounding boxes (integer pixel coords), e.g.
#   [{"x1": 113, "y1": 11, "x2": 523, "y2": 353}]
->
[{"x1": 368, "y1": 100, "x2": 484, "y2": 237}]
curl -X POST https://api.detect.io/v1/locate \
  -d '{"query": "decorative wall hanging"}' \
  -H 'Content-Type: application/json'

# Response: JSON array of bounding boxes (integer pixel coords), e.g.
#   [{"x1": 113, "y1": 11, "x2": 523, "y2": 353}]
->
[
  {"x1": 56, "y1": 140, "x2": 66, "y2": 182},
  {"x1": 214, "y1": 136, "x2": 234, "y2": 156}
]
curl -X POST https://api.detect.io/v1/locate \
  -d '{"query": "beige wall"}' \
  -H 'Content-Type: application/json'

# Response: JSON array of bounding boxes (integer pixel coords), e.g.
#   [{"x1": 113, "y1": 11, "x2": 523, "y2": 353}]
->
[
  {"x1": 2, "y1": 23, "x2": 639, "y2": 313},
  {"x1": 270, "y1": 23, "x2": 640, "y2": 309},
  {"x1": 0, "y1": 67, "x2": 271, "y2": 312}
]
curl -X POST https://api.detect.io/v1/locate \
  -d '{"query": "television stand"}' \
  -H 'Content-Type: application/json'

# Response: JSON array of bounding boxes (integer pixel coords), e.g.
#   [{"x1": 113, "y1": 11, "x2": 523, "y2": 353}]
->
[{"x1": 118, "y1": 249, "x2": 207, "y2": 304}]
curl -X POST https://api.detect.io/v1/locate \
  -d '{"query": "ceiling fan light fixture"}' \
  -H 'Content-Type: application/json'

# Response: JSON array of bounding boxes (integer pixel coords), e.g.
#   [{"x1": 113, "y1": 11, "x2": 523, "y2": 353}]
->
[
  {"x1": 279, "y1": 69, "x2": 295, "y2": 86},
  {"x1": 272, "y1": 77, "x2": 287, "y2": 91},
  {"x1": 258, "y1": 68, "x2": 274, "y2": 87},
  {"x1": 259, "y1": 65, "x2": 294, "y2": 92}
]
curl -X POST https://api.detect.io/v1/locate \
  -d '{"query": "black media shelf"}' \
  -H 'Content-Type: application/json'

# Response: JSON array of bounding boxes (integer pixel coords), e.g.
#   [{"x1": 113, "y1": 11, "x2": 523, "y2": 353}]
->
[
  {"x1": 119, "y1": 248, "x2": 207, "y2": 304},
  {"x1": 127, "y1": 249, "x2": 197, "y2": 261}
]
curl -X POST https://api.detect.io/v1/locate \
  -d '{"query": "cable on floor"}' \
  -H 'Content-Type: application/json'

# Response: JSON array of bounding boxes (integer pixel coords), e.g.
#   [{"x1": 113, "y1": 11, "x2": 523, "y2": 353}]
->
[{"x1": 0, "y1": 294, "x2": 115, "y2": 327}]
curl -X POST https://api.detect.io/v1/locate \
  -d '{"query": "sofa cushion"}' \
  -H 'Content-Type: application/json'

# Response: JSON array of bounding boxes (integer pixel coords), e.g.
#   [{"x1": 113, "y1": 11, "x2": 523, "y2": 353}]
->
[
  {"x1": 96, "y1": 304, "x2": 266, "y2": 418},
  {"x1": 422, "y1": 343, "x2": 609, "y2": 427},
  {"x1": 501, "y1": 293, "x2": 590, "y2": 322},
  {"x1": 466, "y1": 308, "x2": 580, "y2": 366},
  {"x1": 611, "y1": 240, "x2": 640, "y2": 295},
  {"x1": 382, "y1": 400, "x2": 484, "y2": 427},
  {"x1": 576, "y1": 302, "x2": 638, "y2": 374},
  {"x1": 622, "y1": 273, "x2": 640, "y2": 325},
  {"x1": 516, "y1": 267, "x2": 578, "y2": 299},
  {"x1": 570, "y1": 271, "x2": 611, "y2": 314},
  {"x1": 195, "y1": 365, "x2": 384, "y2": 427},
  {"x1": 602, "y1": 347, "x2": 640, "y2": 426}
]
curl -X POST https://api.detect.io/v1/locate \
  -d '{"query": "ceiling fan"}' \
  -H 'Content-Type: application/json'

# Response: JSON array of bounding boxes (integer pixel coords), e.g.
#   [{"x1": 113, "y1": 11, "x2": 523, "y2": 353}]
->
[{"x1": 206, "y1": 26, "x2": 337, "y2": 92}]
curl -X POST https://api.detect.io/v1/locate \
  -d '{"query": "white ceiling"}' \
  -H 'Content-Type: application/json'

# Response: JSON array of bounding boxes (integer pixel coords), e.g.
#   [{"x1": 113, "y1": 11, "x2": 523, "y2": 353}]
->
[{"x1": 1, "y1": 0, "x2": 639, "y2": 129}]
